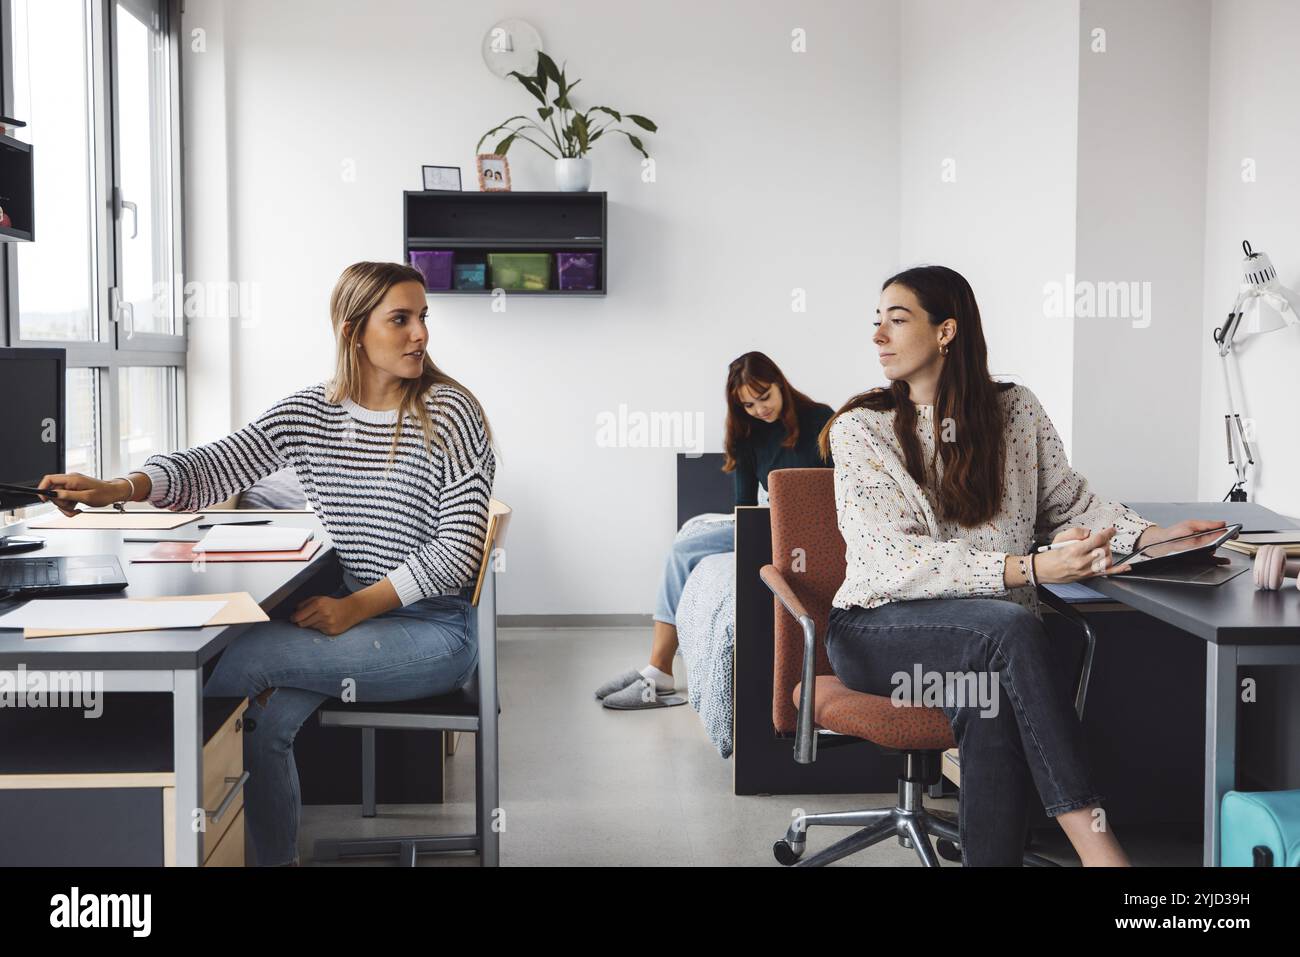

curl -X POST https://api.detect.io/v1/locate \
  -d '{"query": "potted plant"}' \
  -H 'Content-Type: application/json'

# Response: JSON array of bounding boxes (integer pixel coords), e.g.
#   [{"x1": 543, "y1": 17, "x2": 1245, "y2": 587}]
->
[{"x1": 477, "y1": 51, "x2": 658, "y2": 192}]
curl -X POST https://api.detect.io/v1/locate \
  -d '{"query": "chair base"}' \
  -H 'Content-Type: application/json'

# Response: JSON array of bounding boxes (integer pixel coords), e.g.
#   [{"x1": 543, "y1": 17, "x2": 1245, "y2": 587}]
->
[
  {"x1": 314, "y1": 834, "x2": 480, "y2": 867},
  {"x1": 774, "y1": 752, "x2": 1060, "y2": 868}
]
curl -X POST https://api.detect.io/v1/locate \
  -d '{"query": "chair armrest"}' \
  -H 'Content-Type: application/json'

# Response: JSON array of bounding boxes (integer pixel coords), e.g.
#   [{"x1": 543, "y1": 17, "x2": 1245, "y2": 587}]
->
[
  {"x1": 1035, "y1": 586, "x2": 1096, "y2": 721},
  {"x1": 760, "y1": 564, "x2": 818, "y2": 765}
]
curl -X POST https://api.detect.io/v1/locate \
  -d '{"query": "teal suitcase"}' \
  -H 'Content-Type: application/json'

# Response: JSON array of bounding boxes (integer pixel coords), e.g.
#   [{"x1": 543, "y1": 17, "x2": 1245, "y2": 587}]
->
[{"x1": 1221, "y1": 789, "x2": 1300, "y2": 866}]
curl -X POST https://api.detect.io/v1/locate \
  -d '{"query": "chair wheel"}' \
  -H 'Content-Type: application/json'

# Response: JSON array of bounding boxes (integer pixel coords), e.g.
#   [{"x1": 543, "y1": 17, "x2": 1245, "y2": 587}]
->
[
  {"x1": 937, "y1": 839, "x2": 962, "y2": 862},
  {"x1": 773, "y1": 840, "x2": 804, "y2": 866}
]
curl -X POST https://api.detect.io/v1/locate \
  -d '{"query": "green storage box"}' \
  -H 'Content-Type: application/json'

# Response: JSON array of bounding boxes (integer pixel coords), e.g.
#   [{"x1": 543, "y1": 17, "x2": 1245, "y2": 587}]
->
[{"x1": 488, "y1": 252, "x2": 551, "y2": 291}]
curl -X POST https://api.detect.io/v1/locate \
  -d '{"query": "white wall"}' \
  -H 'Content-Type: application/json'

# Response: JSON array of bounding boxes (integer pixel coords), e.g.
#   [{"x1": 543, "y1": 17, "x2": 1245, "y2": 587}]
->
[
  {"x1": 1073, "y1": 0, "x2": 1209, "y2": 503},
  {"x1": 1197, "y1": 0, "x2": 1300, "y2": 519},
  {"x1": 898, "y1": 0, "x2": 1080, "y2": 452},
  {"x1": 181, "y1": 0, "x2": 236, "y2": 449},
  {"x1": 1198, "y1": 0, "x2": 1300, "y2": 789},
  {"x1": 181, "y1": 0, "x2": 1300, "y2": 632},
  {"x1": 180, "y1": 0, "x2": 901, "y2": 615}
]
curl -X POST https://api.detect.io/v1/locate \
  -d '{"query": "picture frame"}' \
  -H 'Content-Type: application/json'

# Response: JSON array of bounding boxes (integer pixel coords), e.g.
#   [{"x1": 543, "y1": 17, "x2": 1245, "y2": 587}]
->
[
  {"x1": 421, "y1": 165, "x2": 462, "y2": 192},
  {"x1": 476, "y1": 154, "x2": 511, "y2": 192}
]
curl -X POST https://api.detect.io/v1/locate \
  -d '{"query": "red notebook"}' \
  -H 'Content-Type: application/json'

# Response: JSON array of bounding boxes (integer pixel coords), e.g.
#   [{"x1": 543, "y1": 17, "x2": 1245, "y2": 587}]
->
[{"x1": 131, "y1": 540, "x2": 323, "y2": 563}]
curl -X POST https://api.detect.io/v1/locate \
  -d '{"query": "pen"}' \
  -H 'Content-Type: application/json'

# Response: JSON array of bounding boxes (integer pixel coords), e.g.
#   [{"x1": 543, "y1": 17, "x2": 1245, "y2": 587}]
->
[
  {"x1": 197, "y1": 519, "x2": 272, "y2": 528},
  {"x1": 124, "y1": 537, "x2": 201, "y2": 543}
]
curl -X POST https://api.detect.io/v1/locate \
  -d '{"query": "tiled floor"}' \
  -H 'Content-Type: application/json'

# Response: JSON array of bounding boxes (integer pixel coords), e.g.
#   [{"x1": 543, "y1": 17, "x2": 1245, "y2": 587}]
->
[{"x1": 299, "y1": 626, "x2": 1202, "y2": 866}]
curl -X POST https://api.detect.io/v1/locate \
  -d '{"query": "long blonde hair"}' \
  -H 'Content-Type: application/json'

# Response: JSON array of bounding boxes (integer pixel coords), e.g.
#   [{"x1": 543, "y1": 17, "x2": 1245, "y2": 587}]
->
[{"x1": 326, "y1": 261, "x2": 493, "y2": 462}]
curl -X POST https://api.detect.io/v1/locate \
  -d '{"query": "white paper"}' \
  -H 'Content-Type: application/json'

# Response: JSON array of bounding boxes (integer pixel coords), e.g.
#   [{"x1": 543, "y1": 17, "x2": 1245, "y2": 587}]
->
[
  {"x1": 0, "y1": 599, "x2": 229, "y2": 632},
  {"x1": 192, "y1": 525, "x2": 313, "y2": 553}
]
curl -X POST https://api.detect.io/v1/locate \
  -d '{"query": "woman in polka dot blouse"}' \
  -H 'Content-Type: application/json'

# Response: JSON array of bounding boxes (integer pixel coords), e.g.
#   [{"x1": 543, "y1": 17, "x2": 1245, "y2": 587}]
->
[{"x1": 818, "y1": 265, "x2": 1225, "y2": 867}]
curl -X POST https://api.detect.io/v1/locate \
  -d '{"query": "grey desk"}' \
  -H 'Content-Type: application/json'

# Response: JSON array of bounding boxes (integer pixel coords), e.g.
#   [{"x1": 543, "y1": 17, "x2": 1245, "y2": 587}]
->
[
  {"x1": 1086, "y1": 546, "x2": 1300, "y2": 866},
  {"x1": 0, "y1": 511, "x2": 335, "y2": 866}
]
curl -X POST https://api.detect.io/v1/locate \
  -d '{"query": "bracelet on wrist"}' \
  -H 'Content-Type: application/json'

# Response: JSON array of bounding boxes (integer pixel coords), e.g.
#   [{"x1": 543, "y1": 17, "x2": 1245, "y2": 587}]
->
[
  {"x1": 111, "y1": 474, "x2": 137, "y2": 513},
  {"x1": 1028, "y1": 551, "x2": 1039, "y2": 587}
]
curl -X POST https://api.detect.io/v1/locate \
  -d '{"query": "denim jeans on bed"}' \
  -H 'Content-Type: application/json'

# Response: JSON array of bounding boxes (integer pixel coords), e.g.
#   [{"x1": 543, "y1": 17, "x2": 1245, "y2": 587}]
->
[
  {"x1": 203, "y1": 575, "x2": 478, "y2": 866},
  {"x1": 825, "y1": 597, "x2": 1104, "y2": 866},
  {"x1": 654, "y1": 520, "x2": 735, "y2": 626}
]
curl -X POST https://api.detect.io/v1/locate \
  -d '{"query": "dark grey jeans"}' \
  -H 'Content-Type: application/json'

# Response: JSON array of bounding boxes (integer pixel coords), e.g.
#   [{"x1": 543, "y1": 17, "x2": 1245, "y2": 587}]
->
[{"x1": 826, "y1": 597, "x2": 1104, "y2": 866}]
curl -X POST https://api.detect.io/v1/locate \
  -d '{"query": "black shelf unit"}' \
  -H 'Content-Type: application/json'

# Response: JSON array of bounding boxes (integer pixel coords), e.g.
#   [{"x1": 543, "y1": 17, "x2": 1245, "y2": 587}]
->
[
  {"x1": 0, "y1": 131, "x2": 34, "y2": 242},
  {"x1": 403, "y1": 190, "x2": 607, "y2": 296}
]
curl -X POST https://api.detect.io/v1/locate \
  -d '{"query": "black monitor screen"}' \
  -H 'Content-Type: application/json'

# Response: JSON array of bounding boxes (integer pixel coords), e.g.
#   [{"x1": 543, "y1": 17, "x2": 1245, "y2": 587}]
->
[{"x1": 0, "y1": 348, "x2": 65, "y2": 510}]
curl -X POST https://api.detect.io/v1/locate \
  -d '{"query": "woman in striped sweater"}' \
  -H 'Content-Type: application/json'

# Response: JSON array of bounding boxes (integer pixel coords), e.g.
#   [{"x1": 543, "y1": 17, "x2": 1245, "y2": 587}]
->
[{"x1": 37, "y1": 261, "x2": 496, "y2": 866}]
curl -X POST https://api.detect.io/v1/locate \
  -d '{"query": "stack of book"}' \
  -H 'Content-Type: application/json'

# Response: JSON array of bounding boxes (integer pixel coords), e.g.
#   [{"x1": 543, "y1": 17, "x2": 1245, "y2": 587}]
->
[{"x1": 1222, "y1": 530, "x2": 1300, "y2": 558}]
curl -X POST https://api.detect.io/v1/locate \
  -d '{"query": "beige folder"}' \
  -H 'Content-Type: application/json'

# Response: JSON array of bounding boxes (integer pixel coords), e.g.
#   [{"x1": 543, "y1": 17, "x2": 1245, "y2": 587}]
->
[
  {"x1": 23, "y1": 591, "x2": 269, "y2": 640},
  {"x1": 27, "y1": 511, "x2": 202, "y2": 530}
]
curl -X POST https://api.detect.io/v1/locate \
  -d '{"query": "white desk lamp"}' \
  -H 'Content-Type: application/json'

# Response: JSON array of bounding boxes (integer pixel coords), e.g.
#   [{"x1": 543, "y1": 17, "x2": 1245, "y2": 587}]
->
[{"x1": 1212, "y1": 240, "x2": 1300, "y2": 501}]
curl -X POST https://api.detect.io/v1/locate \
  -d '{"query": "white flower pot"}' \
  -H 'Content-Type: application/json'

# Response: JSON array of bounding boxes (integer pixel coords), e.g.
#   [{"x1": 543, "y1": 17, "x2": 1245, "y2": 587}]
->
[{"x1": 555, "y1": 157, "x2": 592, "y2": 192}]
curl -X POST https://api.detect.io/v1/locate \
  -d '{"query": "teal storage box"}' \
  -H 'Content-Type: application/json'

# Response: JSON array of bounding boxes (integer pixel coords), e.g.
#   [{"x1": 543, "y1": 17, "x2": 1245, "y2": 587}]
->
[
  {"x1": 1221, "y1": 789, "x2": 1300, "y2": 866},
  {"x1": 454, "y1": 263, "x2": 486, "y2": 290}
]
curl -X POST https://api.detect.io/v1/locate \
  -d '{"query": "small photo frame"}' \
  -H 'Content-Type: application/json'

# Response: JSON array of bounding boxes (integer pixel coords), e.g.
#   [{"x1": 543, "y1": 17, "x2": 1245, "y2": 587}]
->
[
  {"x1": 476, "y1": 154, "x2": 511, "y2": 192},
  {"x1": 421, "y1": 165, "x2": 462, "y2": 192}
]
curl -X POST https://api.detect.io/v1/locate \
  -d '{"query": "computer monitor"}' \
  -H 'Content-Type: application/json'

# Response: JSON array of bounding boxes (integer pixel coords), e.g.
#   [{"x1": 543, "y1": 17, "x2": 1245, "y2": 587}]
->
[{"x1": 0, "y1": 347, "x2": 66, "y2": 512}]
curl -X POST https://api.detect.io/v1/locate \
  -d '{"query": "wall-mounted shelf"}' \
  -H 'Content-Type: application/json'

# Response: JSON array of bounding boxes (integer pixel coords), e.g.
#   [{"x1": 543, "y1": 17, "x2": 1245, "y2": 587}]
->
[{"x1": 402, "y1": 191, "x2": 607, "y2": 296}]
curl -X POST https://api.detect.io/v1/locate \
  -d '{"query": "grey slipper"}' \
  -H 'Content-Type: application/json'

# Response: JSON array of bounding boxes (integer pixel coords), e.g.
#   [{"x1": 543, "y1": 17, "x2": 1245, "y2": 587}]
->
[
  {"x1": 602, "y1": 678, "x2": 688, "y2": 710},
  {"x1": 594, "y1": 669, "x2": 647, "y2": 700}
]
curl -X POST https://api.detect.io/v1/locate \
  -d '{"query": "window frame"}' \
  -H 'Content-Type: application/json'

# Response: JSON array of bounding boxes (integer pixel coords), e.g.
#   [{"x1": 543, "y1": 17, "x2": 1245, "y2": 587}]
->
[{"x1": 0, "y1": 0, "x2": 186, "y2": 482}]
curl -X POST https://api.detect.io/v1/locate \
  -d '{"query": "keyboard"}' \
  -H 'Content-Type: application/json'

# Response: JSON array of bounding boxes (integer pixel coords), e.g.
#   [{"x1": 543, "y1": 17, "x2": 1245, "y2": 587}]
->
[{"x1": 0, "y1": 559, "x2": 61, "y2": 590}]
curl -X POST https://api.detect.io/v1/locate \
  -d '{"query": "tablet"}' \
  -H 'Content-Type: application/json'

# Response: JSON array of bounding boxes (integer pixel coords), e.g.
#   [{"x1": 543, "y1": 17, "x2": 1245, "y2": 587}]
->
[{"x1": 1111, "y1": 523, "x2": 1242, "y2": 571}]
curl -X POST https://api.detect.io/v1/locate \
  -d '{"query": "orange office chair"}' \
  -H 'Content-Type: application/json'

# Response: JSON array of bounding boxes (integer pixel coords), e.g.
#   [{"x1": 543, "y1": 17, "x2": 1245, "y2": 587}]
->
[{"x1": 761, "y1": 468, "x2": 1078, "y2": 867}]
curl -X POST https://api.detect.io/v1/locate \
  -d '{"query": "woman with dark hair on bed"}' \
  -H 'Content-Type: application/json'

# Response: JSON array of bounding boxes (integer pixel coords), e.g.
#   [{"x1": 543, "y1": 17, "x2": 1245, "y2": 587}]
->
[{"x1": 595, "y1": 351, "x2": 834, "y2": 710}]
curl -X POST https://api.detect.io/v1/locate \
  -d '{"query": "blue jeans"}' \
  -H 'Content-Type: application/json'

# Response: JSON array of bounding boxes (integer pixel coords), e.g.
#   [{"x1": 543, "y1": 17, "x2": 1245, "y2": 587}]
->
[
  {"x1": 826, "y1": 598, "x2": 1103, "y2": 866},
  {"x1": 654, "y1": 520, "x2": 735, "y2": 625},
  {"x1": 204, "y1": 580, "x2": 478, "y2": 866}
]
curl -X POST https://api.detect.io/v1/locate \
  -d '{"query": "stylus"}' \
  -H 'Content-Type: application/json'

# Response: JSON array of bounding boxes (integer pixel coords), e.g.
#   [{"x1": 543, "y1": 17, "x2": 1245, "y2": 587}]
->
[{"x1": 1035, "y1": 540, "x2": 1080, "y2": 553}]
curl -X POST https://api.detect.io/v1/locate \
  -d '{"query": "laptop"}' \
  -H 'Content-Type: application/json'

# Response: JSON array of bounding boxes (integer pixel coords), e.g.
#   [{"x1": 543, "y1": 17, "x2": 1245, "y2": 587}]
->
[{"x1": 0, "y1": 555, "x2": 129, "y2": 598}]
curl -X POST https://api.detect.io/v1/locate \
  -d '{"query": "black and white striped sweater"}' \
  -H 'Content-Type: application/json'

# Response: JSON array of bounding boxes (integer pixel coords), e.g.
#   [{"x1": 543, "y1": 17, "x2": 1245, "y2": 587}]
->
[{"x1": 140, "y1": 383, "x2": 495, "y2": 606}]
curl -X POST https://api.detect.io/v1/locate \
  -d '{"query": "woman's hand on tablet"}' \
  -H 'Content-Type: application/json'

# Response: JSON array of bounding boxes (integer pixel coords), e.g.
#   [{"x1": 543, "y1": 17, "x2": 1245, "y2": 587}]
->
[
  {"x1": 1135, "y1": 518, "x2": 1227, "y2": 550},
  {"x1": 1036, "y1": 526, "x2": 1131, "y2": 583}
]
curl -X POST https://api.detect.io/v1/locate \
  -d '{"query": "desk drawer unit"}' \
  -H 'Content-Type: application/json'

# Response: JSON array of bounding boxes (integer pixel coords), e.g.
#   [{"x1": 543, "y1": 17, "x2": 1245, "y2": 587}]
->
[
  {"x1": 199, "y1": 702, "x2": 247, "y2": 859},
  {"x1": 0, "y1": 695, "x2": 248, "y2": 866}
]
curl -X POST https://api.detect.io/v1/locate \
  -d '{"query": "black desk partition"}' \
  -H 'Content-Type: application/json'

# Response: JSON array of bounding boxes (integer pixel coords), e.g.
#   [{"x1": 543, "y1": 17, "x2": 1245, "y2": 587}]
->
[
  {"x1": 732, "y1": 506, "x2": 899, "y2": 795},
  {"x1": 674, "y1": 453, "x2": 897, "y2": 795},
  {"x1": 675, "y1": 453, "x2": 732, "y2": 529}
]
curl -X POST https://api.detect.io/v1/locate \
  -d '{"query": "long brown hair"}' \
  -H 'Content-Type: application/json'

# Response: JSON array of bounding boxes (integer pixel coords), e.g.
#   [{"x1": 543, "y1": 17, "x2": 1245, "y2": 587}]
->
[
  {"x1": 722, "y1": 351, "x2": 822, "y2": 473},
  {"x1": 818, "y1": 266, "x2": 1012, "y2": 527},
  {"x1": 325, "y1": 261, "x2": 493, "y2": 463}
]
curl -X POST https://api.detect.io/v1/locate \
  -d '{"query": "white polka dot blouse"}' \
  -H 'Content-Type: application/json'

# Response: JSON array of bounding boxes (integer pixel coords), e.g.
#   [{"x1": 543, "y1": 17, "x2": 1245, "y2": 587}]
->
[{"x1": 828, "y1": 383, "x2": 1155, "y2": 620}]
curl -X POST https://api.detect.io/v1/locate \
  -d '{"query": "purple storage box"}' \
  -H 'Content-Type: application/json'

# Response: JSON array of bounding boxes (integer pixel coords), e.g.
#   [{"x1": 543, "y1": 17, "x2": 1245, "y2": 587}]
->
[
  {"x1": 557, "y1": 251, "x2": 599, "y2": 291},
  {"x1": 410, "y1": 250, "x2": 454, "y2": 290}
]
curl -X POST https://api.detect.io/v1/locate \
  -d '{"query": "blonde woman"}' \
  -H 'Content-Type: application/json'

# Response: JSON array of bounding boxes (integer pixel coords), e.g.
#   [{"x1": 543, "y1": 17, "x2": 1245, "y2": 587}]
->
[{"x1": 37, "y1": 261, "x2": 496, "y2": 866}]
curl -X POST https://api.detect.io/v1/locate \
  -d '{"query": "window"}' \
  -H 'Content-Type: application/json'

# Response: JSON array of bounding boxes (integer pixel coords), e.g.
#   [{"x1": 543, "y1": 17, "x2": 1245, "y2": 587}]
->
[
  {"x1": 2, "y1": 0, "x2": 184, "y2": 491},
  {"x1": 11, "y1": 0, "x2": 97, "y2": 343}
]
